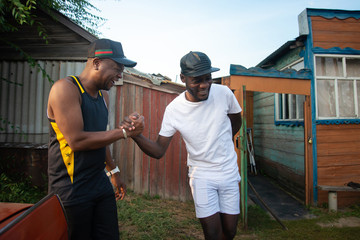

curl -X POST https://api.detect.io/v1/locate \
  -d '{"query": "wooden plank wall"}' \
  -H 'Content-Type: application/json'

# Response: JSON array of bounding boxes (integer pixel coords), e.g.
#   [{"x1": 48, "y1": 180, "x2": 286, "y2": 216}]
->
[
  {"x1": 0, "y1": 8, "x2": 95, "y2": 60},
  {"x1": 112, "y1": 82, "x2": 191, "y2": 201},
  {"x1": 253, "y1": 92, "x2": 305, "y2": 200},
  {"x1": 311, "y1": 16, "x2": 360, "y2": 49},
  {"x1": 312, "y1": 15, "x2": 360, "y2": 206},
  {"x1": 316, "y1": 124, "x2": 360, "y2": 206}
]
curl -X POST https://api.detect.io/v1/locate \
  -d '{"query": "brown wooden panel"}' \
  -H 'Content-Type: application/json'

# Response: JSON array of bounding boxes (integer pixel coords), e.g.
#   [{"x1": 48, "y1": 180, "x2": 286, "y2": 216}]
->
[
  {"x1": 0, "y1": 8, "x2": 95, "y2": 60},
  {"x1": 317, "y1": 155, "x2": 360, "y2": 167},
  {"x1": 312, "y1": 17, "x2": 360, "y2": 32},
  {"x1": 117, "y1": 86, "x2": 127, "y2": 185},
  {"x1": 317, "y1": 123, "x2": 360, "y2": 131},
  {"x1": 317, "y1": 165, "x2": 360, "y2": 186},
  {"x1": 316, "y1": 124, "x2": 360, "y2": 156},
  {"x1": 317, "y1": 132, "x2": 360, "y2": 143},
  {"x1": 311, "y1": 16, "x2": 360, "y2": 50},
  {"x1": 317, "y1": 142, "x2": 360, "y2": 156},
  {"x1": 164, "y1": 94, "x2": 180, "y2": 199},
  {"x1": 318, "y1": 191, "x2": 360, "y2": 208},
  {"x1": 156, "y1": 91, "x2": 167, "y2": 197},
  {"x1": 125, "y1": 84, "x2": 136, "y2": 189},
  {"x1": 113, "y1": 81, "x2": 190, "y2": 200},
  {"x1": 141, "y1": 87, "x2": 151, "y2": 194},
  {"x1": 316, "y1": 123, "x2": 360, "y2": 207},
  {"x1": 133, "y1": 86, "x2": 143, "y2": 193},
  {"x1": 313, "y1": 31, "x2": 360, "y2": 42},
  {"x1": 228, "y1": 75, "x2": 311, "y2": 95},
  {"x1": 149, "y1": 90, "x2": 159, "y2": 196}
]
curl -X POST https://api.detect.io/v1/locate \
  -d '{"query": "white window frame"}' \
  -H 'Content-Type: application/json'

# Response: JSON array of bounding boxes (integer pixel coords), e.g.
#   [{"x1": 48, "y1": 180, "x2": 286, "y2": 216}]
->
[
  {"x1": 314, "y1": 54, "x2": 360, "y2": 120},
  {"x1": 275, "y1": 58, "x2": 305, "y2": 123}
]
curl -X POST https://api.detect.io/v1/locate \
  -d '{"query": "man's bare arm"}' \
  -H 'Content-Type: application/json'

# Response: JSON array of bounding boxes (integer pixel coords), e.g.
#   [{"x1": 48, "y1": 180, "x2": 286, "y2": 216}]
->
[
  {"x1": 47, "y1": 78, "x2": 143, "y2": 151},
  {"x1": 105, "y1": 146, "x2": 126, "y2": 200},
  {"x1": 132, "y1": 134, "x2": 172, "y2": 159},
  {"x1": 228, "y1": 112, "x2": 242, "y2": 137}
]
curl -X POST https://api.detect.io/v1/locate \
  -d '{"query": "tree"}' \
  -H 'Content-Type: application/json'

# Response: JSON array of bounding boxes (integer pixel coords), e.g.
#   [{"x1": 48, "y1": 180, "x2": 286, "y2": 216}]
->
[{"x1": 0, "y1": 0, "x2": 105, "y2": 36}]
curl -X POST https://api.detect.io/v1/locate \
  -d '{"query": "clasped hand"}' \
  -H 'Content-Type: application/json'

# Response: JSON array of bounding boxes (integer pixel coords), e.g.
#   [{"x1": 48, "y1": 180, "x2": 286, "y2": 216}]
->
[{"x1": 120, "y1": 112, "x2": 144, "y2": 137}]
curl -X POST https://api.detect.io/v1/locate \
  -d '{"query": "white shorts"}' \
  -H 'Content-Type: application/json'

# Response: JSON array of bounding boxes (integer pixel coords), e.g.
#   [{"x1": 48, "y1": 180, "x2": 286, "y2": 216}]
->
[{"x1": 189, "y1": 177, "x2": 240, "y2": 218}]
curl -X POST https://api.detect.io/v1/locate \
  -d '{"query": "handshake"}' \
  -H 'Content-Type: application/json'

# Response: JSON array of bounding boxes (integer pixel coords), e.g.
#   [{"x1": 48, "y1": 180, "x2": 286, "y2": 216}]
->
[{"x1": 119, "y1": 112, "x2": 145, "y2": 138}]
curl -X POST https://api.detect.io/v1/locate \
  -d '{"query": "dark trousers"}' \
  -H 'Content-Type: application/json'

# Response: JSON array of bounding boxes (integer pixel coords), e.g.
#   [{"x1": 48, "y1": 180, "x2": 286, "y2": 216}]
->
[{"x1": 64, "y1": 194, "x2": 119, "y2": 240}]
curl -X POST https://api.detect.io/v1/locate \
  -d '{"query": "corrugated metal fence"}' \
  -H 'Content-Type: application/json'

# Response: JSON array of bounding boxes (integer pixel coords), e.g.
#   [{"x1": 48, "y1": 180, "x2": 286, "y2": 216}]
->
[{"x1": 0, "y1": 60, "x2": 85, "y2": 144}]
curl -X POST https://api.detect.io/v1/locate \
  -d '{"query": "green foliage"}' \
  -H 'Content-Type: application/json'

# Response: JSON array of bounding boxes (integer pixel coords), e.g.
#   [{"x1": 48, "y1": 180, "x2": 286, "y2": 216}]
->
[
  {"x1": 40, "y1": 0, "x2": 106, "y2": 36},
  {"x1": 0, "y1": 0, "x2": 36, "y2": 32},
  {"x1": 0, "y1": 0, "x2": 105, "y2": 36},
  {"x1": 0, "y1": 173, "x2": 47, "y2": 204}
]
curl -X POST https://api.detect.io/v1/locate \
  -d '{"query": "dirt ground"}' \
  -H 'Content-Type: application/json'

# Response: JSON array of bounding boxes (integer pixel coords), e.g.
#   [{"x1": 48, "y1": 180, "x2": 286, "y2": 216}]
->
[{"x1": 317, "y1": 216, "x2": 360, "y2": 228}]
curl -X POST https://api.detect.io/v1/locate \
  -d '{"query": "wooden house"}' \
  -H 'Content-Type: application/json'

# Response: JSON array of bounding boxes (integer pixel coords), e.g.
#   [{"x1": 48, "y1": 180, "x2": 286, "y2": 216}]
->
[
  {"x1": 224, "y1": 8, "x2": 360, "y2": 207},
  {"x1": 0, "y1": 7, "x2": 189, "y2": 201}
]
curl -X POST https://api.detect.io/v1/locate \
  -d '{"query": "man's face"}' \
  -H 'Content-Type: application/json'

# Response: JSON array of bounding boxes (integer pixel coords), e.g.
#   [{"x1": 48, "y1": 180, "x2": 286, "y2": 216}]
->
[
  {"x1": 181, "y1": 73, "x2": 212, "y2": 102},
  {"x1": 98, "y1": 59, "x2": 124, "y2": 90}
]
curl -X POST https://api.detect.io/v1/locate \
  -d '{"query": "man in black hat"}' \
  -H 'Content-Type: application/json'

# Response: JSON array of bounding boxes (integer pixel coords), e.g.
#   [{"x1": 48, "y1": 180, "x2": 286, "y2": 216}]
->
[
  {"x1": 129, "y1": 51, "x2": 242, "y2": 239},
  {"x1": 47, "y1": 38, "x2": 144, "y2": 239}
]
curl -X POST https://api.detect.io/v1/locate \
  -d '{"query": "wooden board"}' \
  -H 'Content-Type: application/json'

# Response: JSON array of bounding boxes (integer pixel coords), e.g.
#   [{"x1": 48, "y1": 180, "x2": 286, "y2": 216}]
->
[{"x1": 311, "y1": 16, "x2": 360, "y2": 50}]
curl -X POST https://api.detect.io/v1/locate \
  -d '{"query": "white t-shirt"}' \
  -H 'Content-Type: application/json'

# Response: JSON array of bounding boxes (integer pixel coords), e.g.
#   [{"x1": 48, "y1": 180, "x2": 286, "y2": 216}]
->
[{"x1": 159, "y1": 84, "x2": 242, "y2": 181}]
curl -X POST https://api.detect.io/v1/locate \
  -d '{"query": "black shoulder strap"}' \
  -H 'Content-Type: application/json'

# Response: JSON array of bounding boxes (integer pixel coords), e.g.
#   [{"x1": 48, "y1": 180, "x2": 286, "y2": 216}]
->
[
  {"x1": 69, "y1": 75, "x2": 102, "y2": 96},
  {"x1": 69, "y1": 75, "x2": 84, "y2": 94}
]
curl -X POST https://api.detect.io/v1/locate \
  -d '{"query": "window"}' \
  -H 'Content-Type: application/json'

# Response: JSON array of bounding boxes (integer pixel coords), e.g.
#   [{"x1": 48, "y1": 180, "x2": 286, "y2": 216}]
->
[
  {"x1": 315, "y1": 55, "x2": 360, "y2": 119},
  {"x1": 275, "y1": 59, "x2": 305, "y2": 124}
]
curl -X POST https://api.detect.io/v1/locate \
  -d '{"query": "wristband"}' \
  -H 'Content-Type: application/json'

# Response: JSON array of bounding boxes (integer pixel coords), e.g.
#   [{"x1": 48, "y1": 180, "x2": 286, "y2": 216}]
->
[
  {"x1": 122, "y1": 128, "x2": 127, "y2": 139},
  {"x1": 106, "y1": 166, "x2": 120, "y2": 177}
]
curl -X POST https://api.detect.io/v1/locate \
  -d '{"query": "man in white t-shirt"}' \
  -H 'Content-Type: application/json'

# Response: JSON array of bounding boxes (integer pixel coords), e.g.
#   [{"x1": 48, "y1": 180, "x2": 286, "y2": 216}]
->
[{"x1": 131, "y1": 51, "x2": 242, "y2": 240}]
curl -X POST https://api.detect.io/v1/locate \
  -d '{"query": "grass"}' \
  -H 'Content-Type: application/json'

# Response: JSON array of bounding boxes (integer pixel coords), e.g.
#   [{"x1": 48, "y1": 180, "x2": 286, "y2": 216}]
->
[
  {"x1": 117, "y1": 191, "x2": 360, "y2": 240},
  {"x1": 117, "y1": 192, "x2": 202, "y2": 239},
  {"x1": 2, "y1": 174, "x2": 359, "y2": 240}
]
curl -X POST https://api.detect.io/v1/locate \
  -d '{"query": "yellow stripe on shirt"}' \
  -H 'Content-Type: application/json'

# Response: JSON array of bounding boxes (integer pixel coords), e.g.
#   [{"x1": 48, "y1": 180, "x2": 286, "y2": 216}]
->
[
  {"x1": 50, "y1": 121, "x2": 74, "y2": 183},
  {"x1": 70, "y1": 75, "x2": 84, "y2": 94}
]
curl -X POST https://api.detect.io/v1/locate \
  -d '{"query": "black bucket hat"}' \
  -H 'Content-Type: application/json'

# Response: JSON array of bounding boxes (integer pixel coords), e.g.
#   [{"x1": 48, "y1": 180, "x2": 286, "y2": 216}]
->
[
  {"x1": 180, "y1": 51, "x2": 219, "y2": 77},
  {"x1": 88, "y1": 39, "x2": 137, "y2": 67}
]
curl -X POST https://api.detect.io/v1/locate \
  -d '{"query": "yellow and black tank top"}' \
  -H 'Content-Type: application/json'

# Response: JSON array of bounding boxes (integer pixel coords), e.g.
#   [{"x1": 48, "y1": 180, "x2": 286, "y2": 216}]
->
[{"x1": 48, "y1": 76, "x2": 113, "y2": 206}]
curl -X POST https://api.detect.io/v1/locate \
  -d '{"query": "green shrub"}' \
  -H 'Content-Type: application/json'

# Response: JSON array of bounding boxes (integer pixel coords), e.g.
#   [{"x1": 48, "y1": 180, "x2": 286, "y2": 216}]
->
[{"x1": 0, "y1": 173, "x2": 47, "y2": 203}]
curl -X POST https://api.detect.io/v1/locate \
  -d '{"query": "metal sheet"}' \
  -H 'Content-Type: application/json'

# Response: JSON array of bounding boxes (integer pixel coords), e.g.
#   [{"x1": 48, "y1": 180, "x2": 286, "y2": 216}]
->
[{"x1": 0, "y1": 60, "x2": 85, "y2": 144}]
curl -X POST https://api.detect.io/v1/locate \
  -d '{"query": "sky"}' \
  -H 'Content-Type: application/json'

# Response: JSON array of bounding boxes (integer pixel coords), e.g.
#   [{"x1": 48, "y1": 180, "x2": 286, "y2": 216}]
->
[{"x1": 90, "y1": 0, "x2": 360, "y2": 83}]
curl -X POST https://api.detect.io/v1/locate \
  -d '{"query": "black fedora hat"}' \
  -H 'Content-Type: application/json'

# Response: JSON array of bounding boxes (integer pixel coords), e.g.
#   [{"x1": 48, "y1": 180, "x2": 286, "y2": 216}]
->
[
  {"x1": 180, "y1": 51, "x2": 219, "y2": 77},
  {"x1": 88, "y1": 39, "x2": 137, "y2": 67}
]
